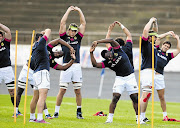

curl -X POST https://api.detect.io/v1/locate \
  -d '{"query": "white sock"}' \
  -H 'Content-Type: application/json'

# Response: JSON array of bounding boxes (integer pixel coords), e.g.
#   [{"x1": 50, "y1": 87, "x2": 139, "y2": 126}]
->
[
  {"x1": 163, "y1": 112, "x2": 167, "y2": 118},
  {"x1": 108, "y1": 113, "x2": 114, "y2": 118},
  {"x1": 141, "y1": 112, "x2": 145, "y2": 119},
  {"x1": 77, "y1": 106, "x2": 81, "y2": 109},
  {"x1": 55, "y1": 106, "x2": 60, "y2": 114},
  {"x1": 30, "y1": 113, "x2": 36, "y2": 120},
  {"x1": 44, "y1": 109, "x2": 49, "y2": 115},
  {"x1": 16, "y1": 107, "x2": 18, "y2": 114},
  {"x1": 37, "y1": 113, "x2": 43, "y2": 121}
]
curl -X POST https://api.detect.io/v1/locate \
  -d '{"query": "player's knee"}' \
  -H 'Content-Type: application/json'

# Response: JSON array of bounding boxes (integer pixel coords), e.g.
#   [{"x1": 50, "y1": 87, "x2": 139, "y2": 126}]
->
[
  {"x1": 73, "y1": 83, "x2": 82, "y2": 90},
  {"x1": 112, "y1": 95, "x2": 120, "y2": 104},
  {"x1": 159, "y1": 95, "x2": 165, "y2": 101},
  {"x1": 17, "y1": 87, "x2": 25, "y2": 96},
  {"x1": 142, "y1": 86, "x2": 152, "y2": 93},
  {"x1": 59, "y1": 83, "x2": 69, "y2": 90},
  {"x1": 6, "y1": 81, "x2": 15, "y2": 90},
  {"x1": 18, "y1": 81, "x2": 26, "y2": 89},
  {"x1": 130, "y1": 94, "x2": 138, "y2": 104}
]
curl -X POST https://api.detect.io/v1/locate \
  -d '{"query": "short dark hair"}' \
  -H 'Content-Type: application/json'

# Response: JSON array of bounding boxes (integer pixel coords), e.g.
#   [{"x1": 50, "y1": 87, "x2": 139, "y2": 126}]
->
[
  {"x1": 35, "y1": 33, "x2": 43, "y2": 41},
  {"x1": 0, "y1": 31, "x2": 4, "y2": 37},
  {"x1": 115, "y1": 37, "x2": 125, "y2": 46},
  {"x1": 163, "y1": 41, "x2": 171, "y2": 48},
  {"x1": 101, "y1": 50, "x2": 107, "y2": 59}
]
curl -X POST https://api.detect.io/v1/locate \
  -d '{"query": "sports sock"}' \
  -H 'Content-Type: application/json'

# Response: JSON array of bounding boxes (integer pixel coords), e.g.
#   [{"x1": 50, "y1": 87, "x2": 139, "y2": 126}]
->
[
  {"x1": 16, "y1": 107, "x2": 18, "y2": 114},
  {"x1": 108, "y1": 113, "x2": 114, "y2": 118},
  {"x1": 163, "y1": 112, "x2": 167, "y2": 118},
  {"x1": 44, "y1": 109, "x2": 49, "y2": 115},
  {"x1": 30, "y1": 113, "x2": 35, "y2": 120},
  {"x1": 77, "y1": 106, "x2": 82, "y2": 113},
  {"x1": 141, "y1": 112, "x2": 145, "y2": 119},
  {"x1": 37, "y1": 113, "x2": 43, "y2": 121},
  {"x1": 55, "y1": 106, "x2": 60, "y2": 114}
]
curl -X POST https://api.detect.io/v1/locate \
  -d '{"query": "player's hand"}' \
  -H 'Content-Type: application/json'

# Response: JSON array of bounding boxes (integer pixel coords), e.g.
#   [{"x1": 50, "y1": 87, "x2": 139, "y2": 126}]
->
[
  {"x1": 114, "y1": 21, "x2": 121, "y2": 26},
  {"x1": 90, "y1": 45, "x2": 95, "y2": 53},
  {"x1": 150, "y1": 17, "x2": 157, "y2": 23},
  {"x1": 71, "y1": 52, "x2": 76, "y2": 60},
  {"x1": 172, "y1": 34, "x2": 179, "y2": 39},
  {"x1": 68, "y1": 6, "x2": 75, "y2": 11},
  {"x1": 40, "y1": 31, "x2": 45, "y2": 35},
  {"x1": 108, "y1": 22, "x2": 115, "y2": 31},
  {"x1": 92, "y1": 41, "x2": 98, "y2": 47},
  {"x1": 70, "y1": 47, "x2": 75, "y2": 54},
  {"x1": 74, "y1": 6, "x2": 81, "y2": 11},
  {"x1": 168, "y1": 31, "x2": 174, "y2": 36}
]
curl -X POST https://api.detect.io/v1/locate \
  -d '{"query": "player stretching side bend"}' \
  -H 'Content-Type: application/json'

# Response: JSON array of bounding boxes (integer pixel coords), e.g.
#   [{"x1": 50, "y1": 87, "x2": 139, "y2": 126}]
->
[
  {"x1": 53, "y1": 6, "x2": 86, "y2": 119},
  {"x1": 0, "y1": 23, "x2": 16, "y2": 115},
  {"x1": 16, "y1": 33, "x2": 75, "y2": 119},
  {"x1": 105, "y1": 21, "x2": 134, "y2": 68},
  {"x1": 140, "y1": 17, "x2": 158, "y2": 123},
  {"x1": 90, "y1": 38, "x2": 145, "y2": 124},
  {"x1": 29, "y1": 31, "x2": 75, "y2": 123},
  {"x1": 154, "y1": 31, "x2": 180, "y2": 121}
]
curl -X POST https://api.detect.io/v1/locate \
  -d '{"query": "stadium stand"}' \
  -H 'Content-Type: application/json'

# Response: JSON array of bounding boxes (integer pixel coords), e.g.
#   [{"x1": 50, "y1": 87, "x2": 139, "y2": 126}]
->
[{"x1": 0, "y1": 0, "x2": 179, "y2": 47}]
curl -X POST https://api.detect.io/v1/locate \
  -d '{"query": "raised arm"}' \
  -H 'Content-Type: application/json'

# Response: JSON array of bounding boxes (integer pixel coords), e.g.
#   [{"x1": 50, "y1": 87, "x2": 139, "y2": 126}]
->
[
  {"x1": 105, "y1": 22, "x2": 115, "y2": 49},
  {"x1": 74, "y1": 6, "x2": 86, "y2": 35},
  {"x1": 56, "y1": 52, "x2": 76, "y2": 70},
  {"x1": 152, "y1": 20, "x2": 158, "y2": 33},
  {"x1": 155, "y1": 31, "x2": 174, "y2": 46},
  {"x1": 0, "y1": 23, "x2": 11, "y2": 40},
  {"x1": 172, "y1": 34, "x2": 180, "y2": 57},
  {"x1": 143, "y1": 17, "x2": 157, "y2": 38},
  {"x1": 93, "y1": 38, "x2": 119, "y2": 48},
  {"x1": 115, "y1": 21, "x2": 132, "y2": 41},
  {"x1": 59, "y1": 6, "x2": 75, "y2": 34},
  {"x1": 90, "y1": 44, "x2": 102, "y2": 68}
]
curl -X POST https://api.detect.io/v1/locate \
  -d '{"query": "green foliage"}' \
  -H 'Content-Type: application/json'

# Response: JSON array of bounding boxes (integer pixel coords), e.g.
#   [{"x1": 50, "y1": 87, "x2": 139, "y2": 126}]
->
[{"x1": 0, "y1": 95, "x2": 180, "y2": 128}]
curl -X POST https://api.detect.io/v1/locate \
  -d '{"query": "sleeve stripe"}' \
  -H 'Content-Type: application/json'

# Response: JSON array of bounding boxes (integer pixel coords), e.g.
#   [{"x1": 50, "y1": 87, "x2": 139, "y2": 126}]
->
[
  {"x1": 101, "y1": 62, "x2": 105, "y2": 68},
  {"x1": 4, "y1": 38, "x2": 11, "y2": 42},
  {"x1": 142, "y1": 36, "x2": 148, "y2": 41},
  {"x1": 113, "y1": 45, "x2": 120, "y2": 49},
  {"x1": 78, "y1": 32, "x2": 84, "y2": 37},
  {"x1": 156, "y1": 45, "x2": 159, "y2": 48},
  {"x1": 48, "y1": 43, "x2": 54, "y2": 48},
  {"x1": 171, "y1": 53, "x2": 174, "y2": 58},
  {"x1": 43, "y1": 35, "x2": 48, "y2": 41},
  {"x1": 108, "y1": 46, "x2": 112, "y2": 51},
  {"x1": 53, "y1": 64, "x2": 59, "y2": 69},
  {"x1": 59, "y1": 32, "x2": 66, "y2": 37},
  {"x1": 126, "y1": 40, "x2": 133, "y2": 44}
]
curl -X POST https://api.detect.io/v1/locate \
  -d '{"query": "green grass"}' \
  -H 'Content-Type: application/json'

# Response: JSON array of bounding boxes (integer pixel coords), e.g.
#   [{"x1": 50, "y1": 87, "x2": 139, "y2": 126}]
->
[{"x1": 0, "y1": 95, "x2": 180, "y2": 128}]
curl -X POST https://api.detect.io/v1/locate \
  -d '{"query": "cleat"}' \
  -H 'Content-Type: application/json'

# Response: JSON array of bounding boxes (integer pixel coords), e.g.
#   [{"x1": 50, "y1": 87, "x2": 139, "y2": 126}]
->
[
  {"x1": 52, "y1": 112, "x2": 59, "y2": 118},
  {"x1": 137, "y1": 119, "x2": 146, "y2": 124},
  {"x1": 18, "y1": 110, "x2": 23, "y2": 116},
  {"x1": 163, "y1": 116, "x2": 169, "y2": 121},
  {"x1": 105, "y1": 117, "x2": 113, "y2": 123},
  {"x1": 12, "y1": 114, "x2": 18, "y2": 118},
  {"x1": 36, "y1": 119, "x2": 50, "y2": 124},
  {"x1": 77, "y1": 112, "x2": 84, "y2": 119},
  {"x1": 45, "y1": 114, "x2": 53, "y2": 119},
  {"x1": 29, "y1": 119, "x2": 37, "y2": 122},
  {"x1": 143, "y1": 117, "x2": 150, "y2": 122}
]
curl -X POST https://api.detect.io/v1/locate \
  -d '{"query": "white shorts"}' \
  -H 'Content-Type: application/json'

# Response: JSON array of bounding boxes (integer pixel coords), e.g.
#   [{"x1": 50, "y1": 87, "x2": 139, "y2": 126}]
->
[
  {"x1": 113, "y1": 73, "x2": 138, "y2": 95},
  {"x1": 18, "y1": 64, "x2": 35, "y2": 89},
  {"x1": 59, "y1": 63, "x2": 82, "y2": 84},
  {"x1": 140, "y1": 69, "x2": 155, "y2": 88},
  {"x1": 33, "y1": 70, "x2": 50, "y2": 90},
  {"x1": 0, "y1": 66, "x2": 15, "y2": 89},
  {"x1": 154, "y1": 74, "x2": 165, "y2": 90}
]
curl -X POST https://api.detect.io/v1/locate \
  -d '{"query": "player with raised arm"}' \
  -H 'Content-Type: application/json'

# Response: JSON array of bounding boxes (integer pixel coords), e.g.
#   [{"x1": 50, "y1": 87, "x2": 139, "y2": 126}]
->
[
  {"x1": 140, "y1": 17, "x2": 158, "y2": 123},
  {"x1": 53, "y1": 6, "x2": 86, "y2": 119},
  {"x1": 154, "y1": 31, "x2": 180, "y2": 121},
  {"x1": 0, "y1": 23, "x2": 16, "y2": 116},
  {"x1": 90, "y1": 38, "x2": 143, "y2": 124}
]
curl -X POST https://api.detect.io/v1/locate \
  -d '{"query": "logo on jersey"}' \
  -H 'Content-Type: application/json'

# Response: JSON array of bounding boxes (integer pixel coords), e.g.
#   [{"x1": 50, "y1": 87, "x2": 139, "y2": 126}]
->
[
  {"x1": 114, "y1": 53, "x2": 118, "y2": 57},
  {"x1": 111, "y1": 56, "x2": 122, "y2": 67},
  {"x1": 1, "y1": 42, "x2": 4, "y2": 46},
  {"x1": 52, "y1": 60, "x2": 54, "y2": 63},
  {"x1": 157, "y1": 53, "x2": 167, "y2": 61}
]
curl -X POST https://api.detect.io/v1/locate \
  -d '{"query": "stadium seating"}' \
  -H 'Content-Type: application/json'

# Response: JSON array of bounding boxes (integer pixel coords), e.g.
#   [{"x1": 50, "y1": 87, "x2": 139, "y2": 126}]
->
[{"x1": 0, "y1": 0, "x2": 179, "y2": 47}]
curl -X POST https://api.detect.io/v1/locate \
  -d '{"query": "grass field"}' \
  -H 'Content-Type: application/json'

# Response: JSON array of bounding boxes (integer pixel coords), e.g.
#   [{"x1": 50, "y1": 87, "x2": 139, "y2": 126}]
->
[{"x1": 0, "y1": 94, "x2": 180, "y2": 128}]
